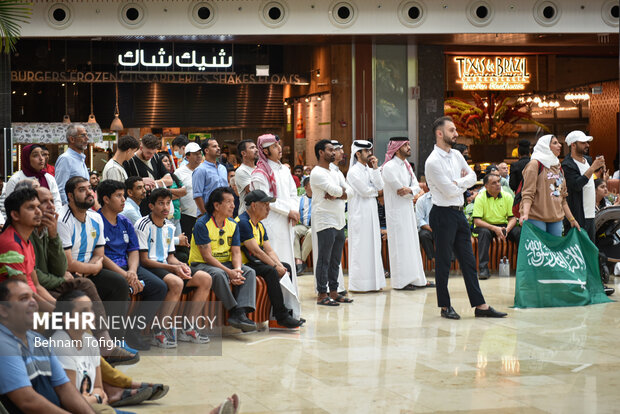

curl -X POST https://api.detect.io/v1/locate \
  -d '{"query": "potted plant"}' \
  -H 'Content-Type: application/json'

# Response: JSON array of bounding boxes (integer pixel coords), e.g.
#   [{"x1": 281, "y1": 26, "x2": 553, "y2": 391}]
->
[{"x1": 445, "y1": 93, "x2": 549, "y2": 162}]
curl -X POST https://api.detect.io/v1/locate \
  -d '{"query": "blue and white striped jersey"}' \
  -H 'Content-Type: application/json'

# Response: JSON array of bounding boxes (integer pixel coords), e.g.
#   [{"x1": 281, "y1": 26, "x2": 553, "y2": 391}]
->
[
  {"x1": 134, "y1": 215, "x2": 176, "y2": 264},
  {"x1": 57, "y1": 205, "x2": 105, "y2": 263}
]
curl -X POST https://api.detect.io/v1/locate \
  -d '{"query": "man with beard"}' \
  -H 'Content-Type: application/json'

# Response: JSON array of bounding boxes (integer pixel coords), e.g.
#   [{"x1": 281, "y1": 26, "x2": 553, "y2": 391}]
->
[
  {"x1": 346, "y1": 140, "x2": 385, "y2": 292},
  {"x1": 382, "y1": 137, "x2": 433, "y2": 291},
  {"x1": 562, "y1": 130, "x2": 606, "y2": 241},
  {"x1": 325, "y1": 140, "x2": 347, "y2": 294},
  {"x1": 193, "y1": 138, "x2": 228, "y2": 218},
  {"x1": 425, "y1": 116, "x2": 506, "y2": 320},
  {"x1": 56, "y1": 124, "x2": 90, "y2": 204},
  {"x1": 250, "y1": 134, "x2": 301, "y2": 318},
  {"x1": 310, "y1": 140, "x2": 352, "y2": 305},
  {"x1": 235, "y1": 139, "x2": 259, "y2": 214},
  {"x1": 57, "y1": 177, "x2": 130, "y2": 338}
]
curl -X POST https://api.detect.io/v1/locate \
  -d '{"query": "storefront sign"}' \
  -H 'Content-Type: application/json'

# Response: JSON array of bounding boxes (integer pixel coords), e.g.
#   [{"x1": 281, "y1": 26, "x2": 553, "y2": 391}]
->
[
  {"x1": 11, "y1": 71, "x2": 305, "y2": 85},
  {"x1": 118, "y1": 48, "x2": 232, "y2": 71},
  {"x1": 453, "y1": 56, "x2": 530, "y2": 91}
]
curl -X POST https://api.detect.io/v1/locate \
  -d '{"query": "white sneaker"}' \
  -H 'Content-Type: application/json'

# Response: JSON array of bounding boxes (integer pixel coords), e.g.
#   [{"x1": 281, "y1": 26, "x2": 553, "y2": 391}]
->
[
  {"x1": 151, "y1": 330, "x2": 177, "y2": 348},
  {"x1": 178, "y1": 328, "x2": 210, "y2": 344}
]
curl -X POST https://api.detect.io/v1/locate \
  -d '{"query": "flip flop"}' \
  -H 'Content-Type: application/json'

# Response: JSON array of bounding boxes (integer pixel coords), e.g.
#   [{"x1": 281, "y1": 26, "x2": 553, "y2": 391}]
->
[
  {"x1": 397, "y1": 284, "x2": 417, "y2": 291},
  {"x1": 332, "y1": 294, "x2": 353, "y2": 303},
  {"x1": 110, "y1": 387, "x2": 153, "y2": 407},
  {"x1": 140, "y1": 383, "x2": 169, "y2": 401},
  {"x1": 317, "y1": 297, "x2": 339, "y2": 306},
  {"x1": 218, "y1": 393, "x2": 240, "y2": 414}
]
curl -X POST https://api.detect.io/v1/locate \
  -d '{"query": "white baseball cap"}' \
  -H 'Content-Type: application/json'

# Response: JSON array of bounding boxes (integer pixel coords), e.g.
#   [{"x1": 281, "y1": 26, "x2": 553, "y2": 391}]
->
[
  {"x1": 565, "y1": 130, "x2": 592, "y2": 146},
  {"x1": 184, "y1": 142, "x2": 202, "y2": 155}
]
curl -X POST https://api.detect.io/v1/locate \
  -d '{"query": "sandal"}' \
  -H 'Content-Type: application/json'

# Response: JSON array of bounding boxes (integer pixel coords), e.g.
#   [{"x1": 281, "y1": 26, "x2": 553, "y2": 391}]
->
[
  {"x1": 317, "y1": 297, "x2": 340, "y2": 306},
  {"x1": 140, "y1": 382, "x2": 169, "y2": 401},
  {"x1": 332, "y1": 294, "x2": 353, "y2": 303},
  {"x1": 397, "y1": 284, "x2": 417, "y2": 291},
  {"x1": 110, "y1": 386, "x2": 153, "y2": 407}
]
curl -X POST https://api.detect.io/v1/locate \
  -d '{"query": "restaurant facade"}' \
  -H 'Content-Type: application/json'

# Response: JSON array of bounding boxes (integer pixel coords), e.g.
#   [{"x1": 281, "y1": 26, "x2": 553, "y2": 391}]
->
[{"x1": 1, "y1": 0, "x2": 618, "y2": 176}]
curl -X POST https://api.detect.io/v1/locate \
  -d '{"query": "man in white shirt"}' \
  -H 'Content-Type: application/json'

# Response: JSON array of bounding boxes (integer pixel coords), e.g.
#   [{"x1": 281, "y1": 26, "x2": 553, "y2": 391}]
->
[
  {"x1": 310, "y1": 139, "x2": 352, "y2": 305},
  {"x1": 102, "y1": 135, "x2": 139, "y2": 182},
  {"x1": 425, "y1": 116, "x2": 507, "y2": 320},
  {"x1": 326, "y1": 140, "x2": 348, "y2": 294},
  {"x1": 250, "y1": 134, "x2": 301, "y2": 318},
  {"x1": 235, "y1": 139, "x2": 258, "y2": 214},
  {"x1": 382, "y1": 137, "x2": 432, "y2": 290},
  {"x1": 174, "y1": 142, "x2": 203, "y2": 246},
  {"x1": 346, "y1": 140, "x2": 385, "y2": 292}
]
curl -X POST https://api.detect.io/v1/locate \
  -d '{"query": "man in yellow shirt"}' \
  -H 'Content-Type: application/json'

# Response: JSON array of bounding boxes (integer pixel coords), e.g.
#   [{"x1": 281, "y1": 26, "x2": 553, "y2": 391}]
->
[
  {"x1": 472, "y1": 174, "x2": 521, "y2": 280},
  {"x1": 188, "y1": 187, "x2": 257, "y2": 332}
]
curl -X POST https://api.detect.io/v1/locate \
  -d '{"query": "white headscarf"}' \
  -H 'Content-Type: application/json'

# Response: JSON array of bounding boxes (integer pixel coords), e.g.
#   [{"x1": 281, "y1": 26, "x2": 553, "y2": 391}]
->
[
  {"x1": 349, "y1": 140, "x2": 373, "y2": 169},
  {"x1": 531, "y1": 134, "x2": 559, "y2": 168}
]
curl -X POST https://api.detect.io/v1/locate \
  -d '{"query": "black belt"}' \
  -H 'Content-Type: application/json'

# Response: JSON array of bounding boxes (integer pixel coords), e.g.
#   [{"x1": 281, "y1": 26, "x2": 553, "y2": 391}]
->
[{"x1": 436, "y1": 205, "x2": 464, "y2": 211}]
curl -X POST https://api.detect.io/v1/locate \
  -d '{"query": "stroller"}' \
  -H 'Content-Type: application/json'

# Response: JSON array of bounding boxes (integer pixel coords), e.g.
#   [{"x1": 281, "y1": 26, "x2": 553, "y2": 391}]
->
[{"x1": 594, "y1": 205, "x2": 620, "y2": 284}]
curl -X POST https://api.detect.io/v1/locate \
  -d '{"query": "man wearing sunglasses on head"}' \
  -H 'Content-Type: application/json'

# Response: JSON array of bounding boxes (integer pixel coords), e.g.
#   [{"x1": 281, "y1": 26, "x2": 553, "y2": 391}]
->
[{"x1": 189, "y1": 186, "x2": 258, "y2": 332}]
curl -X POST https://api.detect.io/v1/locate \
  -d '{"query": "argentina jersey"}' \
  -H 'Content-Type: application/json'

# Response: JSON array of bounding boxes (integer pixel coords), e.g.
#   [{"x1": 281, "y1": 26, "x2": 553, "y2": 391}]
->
[
  {"x1": 57, "y1": 205, "x2": 105, "y2": 263},
  {"x1": 135, "y1": 215, "x2": 176, "y2": 263}
]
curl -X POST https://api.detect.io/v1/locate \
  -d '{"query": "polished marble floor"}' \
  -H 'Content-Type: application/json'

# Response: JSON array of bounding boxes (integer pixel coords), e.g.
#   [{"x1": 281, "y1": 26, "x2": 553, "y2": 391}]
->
[{"x1": 125, "y1": 273, "x2": 620, "y2": 413}]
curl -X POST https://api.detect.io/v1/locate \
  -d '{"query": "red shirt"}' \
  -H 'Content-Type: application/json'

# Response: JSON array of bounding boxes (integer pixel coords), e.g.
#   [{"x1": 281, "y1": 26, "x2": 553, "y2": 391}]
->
[
  {"x1": 46, "y1": 164, "x2": 55, "y2": 176},
  {"x1": 0, "y1": 226, "x2": 37, "y2": 293}
]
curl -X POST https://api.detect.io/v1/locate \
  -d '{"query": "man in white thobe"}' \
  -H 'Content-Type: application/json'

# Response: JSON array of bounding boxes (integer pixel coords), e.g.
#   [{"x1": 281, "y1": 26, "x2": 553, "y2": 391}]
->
[
  {"x1": 346, "y1": 140, "x2": 386, "y2": 292},
  {"x1": 250, "y1": 134, "x2": 301, "y2": 318},
  {"x1": 381, "y1": 137, "x2": 435, "y2": 290}
]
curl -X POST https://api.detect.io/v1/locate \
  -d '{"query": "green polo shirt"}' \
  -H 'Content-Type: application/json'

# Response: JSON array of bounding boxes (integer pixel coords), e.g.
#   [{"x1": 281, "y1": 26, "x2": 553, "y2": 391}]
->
[{"x1": 472, "y1": 189, "x2": 514, "y2": 225}]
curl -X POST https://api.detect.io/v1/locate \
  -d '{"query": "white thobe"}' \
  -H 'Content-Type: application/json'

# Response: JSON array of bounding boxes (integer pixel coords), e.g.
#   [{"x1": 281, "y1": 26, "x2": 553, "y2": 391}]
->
[
  {"x1": 250, "y1": 160, "x2": 301, "y2": 318},
  {"x1": 381, "y1": 157, "x2": 427, "y2": 289},
  {"x1": 346, "y1": 162, "x2": 386, "y2": 292}
]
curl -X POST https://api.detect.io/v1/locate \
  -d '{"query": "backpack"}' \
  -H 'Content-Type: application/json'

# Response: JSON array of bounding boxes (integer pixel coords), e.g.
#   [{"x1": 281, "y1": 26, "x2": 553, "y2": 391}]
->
[{"x1": 512, "y1": 161, "x2": 544, "y2": 219}]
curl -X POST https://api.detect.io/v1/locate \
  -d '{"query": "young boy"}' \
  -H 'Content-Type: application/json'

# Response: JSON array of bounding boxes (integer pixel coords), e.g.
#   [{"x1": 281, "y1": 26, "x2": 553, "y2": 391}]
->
[{"x1": 134, "y1": 188, "x2": 212, "y2": 344}]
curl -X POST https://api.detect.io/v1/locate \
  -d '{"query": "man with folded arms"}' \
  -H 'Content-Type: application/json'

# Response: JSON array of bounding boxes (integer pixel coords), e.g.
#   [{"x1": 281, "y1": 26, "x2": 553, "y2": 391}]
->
[
  {"x1": 425, "y1": 116, "x2": 507, "y2": 319},
  {"x1": 236, "y1": 190, "x2": 304, "y2": 328}
]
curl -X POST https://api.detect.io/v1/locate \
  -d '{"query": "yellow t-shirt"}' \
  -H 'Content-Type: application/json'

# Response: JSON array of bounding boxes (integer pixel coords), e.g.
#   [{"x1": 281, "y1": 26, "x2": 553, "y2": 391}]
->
[{"x1": 188, "y1": 215, "x2": 240, "y2": 264}]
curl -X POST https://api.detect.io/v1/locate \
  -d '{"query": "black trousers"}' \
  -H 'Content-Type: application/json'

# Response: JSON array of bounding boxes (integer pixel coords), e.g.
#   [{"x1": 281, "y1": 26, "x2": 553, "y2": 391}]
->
[
  {"x1": 315, "y1": 227, "x2": 346, "y2": 294},
  {"x1": 475, "y1": 225, "x2": 521, "y2": 271},
  {"x1": 245, "y1": 261, "x2": 292, "y2": 321},
  {"x1": 87, "y1": 269, "x2": 129, "y2": 339},
  {"x1": 419, "y1": 228, "x2": 435, "y2": 260},
  {"x1": 176, "y1": 214, "x2": 197, "y2": 262},
  {"x1": 429, "y1": 206, "x2": 485, "y2": 308}
]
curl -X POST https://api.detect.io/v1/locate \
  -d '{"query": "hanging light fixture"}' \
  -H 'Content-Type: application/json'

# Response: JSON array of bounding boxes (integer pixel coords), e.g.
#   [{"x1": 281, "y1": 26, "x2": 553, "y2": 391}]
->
[
  {"x1": 87, "y1": 43, "x2": 97, "y2": 123},
  {"x1": 110, "y1": 82, "x2": 123, "y2": 131},
  {"x1": 62, "y1": 41, "x2": 71, "y2": 123}
]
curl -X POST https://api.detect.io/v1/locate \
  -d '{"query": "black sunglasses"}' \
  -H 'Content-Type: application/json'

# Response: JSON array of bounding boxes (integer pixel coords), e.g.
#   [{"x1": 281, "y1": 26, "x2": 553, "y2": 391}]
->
[{"x1": 218, "y1": 229, "x2": 225, "y2": 245}]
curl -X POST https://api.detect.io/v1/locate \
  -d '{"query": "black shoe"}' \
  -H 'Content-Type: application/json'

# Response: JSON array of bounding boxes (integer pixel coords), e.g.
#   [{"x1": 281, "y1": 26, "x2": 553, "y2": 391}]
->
[
  {"x1": 604, "y1": 286, "x2": 615, "y2": 296},
  {"x1": 479, "y1": 267, "x2": 491, "y2": 280},
  {"x1": 125, "y1": 331, "x2": 151, "y2": 351},
  {"x1": 475, "y1": 306, "x2": 507, "y2": 318},
  {"x1": 296, "y1": 263, "x2": 307, "y2": 274},
  {"x1": 228, "y1": 311, "x2": 257, "y2": 332},
  {"x1": 277, "y1": 315, "x2": 303, "y2": 329},
  {"x1": 440, "y1": 306, "x2": 460, "y2": 320}
]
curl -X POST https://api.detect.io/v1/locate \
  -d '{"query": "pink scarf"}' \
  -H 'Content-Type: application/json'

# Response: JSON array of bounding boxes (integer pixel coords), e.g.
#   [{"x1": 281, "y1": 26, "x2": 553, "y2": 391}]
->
[
  {"x1": 253, "y1": 134, "x2": 279, "y2": 196},
  {"x1": 384, "y1": 140, "x2": 414, "y2": 178}
]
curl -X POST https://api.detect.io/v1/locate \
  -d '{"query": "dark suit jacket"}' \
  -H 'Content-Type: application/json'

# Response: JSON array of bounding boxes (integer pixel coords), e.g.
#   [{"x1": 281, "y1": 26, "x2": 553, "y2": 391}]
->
[
  {"x1": 509, "y1": 156, "x2": 530, "y2": 192},
  {"x1": 561, "y1": 153, "x2": 594, "y2": 228}
]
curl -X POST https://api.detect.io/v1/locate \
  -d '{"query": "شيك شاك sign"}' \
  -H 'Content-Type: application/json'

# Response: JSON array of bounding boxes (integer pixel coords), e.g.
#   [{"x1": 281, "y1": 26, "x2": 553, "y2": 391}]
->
[{"x1": 453, "y1": 56, "x2": 531, "y2": 91}]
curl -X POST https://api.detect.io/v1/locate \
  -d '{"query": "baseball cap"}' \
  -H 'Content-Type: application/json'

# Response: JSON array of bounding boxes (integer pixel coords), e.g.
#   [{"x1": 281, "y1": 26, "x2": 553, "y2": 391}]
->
[
  {"x1": 184, "y1": 142, "x2": 202, "y2": 155},
  {"x1": 245, "y1": 189, "x2": 276, "y2": 205},
  {"x1": 565, "y1": 130, "x2": 592, "y2": 146}
]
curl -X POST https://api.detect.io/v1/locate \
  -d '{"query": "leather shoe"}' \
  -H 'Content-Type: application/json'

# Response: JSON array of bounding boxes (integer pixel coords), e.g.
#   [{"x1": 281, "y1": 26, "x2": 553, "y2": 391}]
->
[
  {"x1": 604, "y1": 286, "x2": 615, "y2": 296},
  {"x1": 478, "y1": 267, "x2": 491, "y2": 280},
  {"x1": 296, "y1": 263, "x2": 307, "y2": 274},
  {"x1": 440, "y1": 306, "x2": 460, "y2": 320},
  {"x1": 125, "y1": 331, "x2": 151, "y2": 351},
  {"x1": 474, "y1": 306, "x2": 507, "y2": 318},
  {"x1": 277, "y1": 316, "x2": 303, "y2": 329},
  {"x1": 228, "y1": 311, "x2": 257, "y2": 332}
]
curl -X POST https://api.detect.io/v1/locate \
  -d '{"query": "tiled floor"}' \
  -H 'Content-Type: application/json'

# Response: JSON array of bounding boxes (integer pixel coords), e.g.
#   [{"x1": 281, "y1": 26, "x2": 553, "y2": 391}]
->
[{"x1": 125, "y1": 273, "x2": 620, "y2": 413}]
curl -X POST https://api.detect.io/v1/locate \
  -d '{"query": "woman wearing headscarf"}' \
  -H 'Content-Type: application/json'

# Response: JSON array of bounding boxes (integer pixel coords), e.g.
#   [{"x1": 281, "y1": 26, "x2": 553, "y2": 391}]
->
[
  {"x1": 519, "y1": 135, "x2": 580, "y2": 237},
  {"x1": 2, "y1": 144, "x2": 62, "y2": 215}
]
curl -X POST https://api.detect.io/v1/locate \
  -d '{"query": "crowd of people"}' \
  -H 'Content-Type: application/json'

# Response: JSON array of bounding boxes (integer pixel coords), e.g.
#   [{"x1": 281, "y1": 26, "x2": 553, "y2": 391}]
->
[{"x1": 0, "y1": 116, "x2": 616, "y2": 412}]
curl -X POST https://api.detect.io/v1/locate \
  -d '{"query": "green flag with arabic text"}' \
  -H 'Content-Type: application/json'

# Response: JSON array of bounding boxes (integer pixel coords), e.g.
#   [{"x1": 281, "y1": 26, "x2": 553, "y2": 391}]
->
[{"x1": 514, "y1": 221, "x2": 612, "y2": 308}]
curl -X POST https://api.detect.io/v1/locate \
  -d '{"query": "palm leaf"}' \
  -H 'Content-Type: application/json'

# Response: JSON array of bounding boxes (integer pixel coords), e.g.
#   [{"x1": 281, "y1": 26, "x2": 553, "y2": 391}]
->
[{"x1": 0, "y1": 1, "x2": 32, "y2": 54}]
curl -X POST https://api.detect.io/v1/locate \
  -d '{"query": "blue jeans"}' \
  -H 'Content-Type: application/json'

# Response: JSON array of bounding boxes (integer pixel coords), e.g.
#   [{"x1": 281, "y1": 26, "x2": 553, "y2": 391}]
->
[{"x1": 527, "y1": 219, "x2": 563, "y2": 237}]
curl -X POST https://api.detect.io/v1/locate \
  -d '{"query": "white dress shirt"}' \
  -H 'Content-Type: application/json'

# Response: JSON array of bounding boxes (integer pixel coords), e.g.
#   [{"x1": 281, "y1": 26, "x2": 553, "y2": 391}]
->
[
  {"x1": 235, "y1": 163, "x2": 256, "y2": 214},
  {"x1": 174, "y1": 164, "x2": 198, "y2": 217},
  {"x1": 309, "y1": 165, "x2": 346, "y2": 233},
  {"x1": 425, "y1": 145, "x2": 476, "y2": 207}
]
